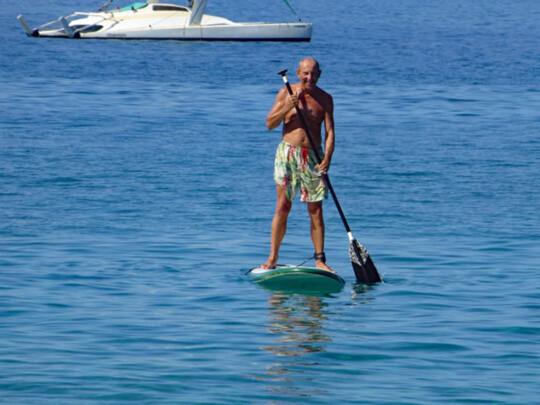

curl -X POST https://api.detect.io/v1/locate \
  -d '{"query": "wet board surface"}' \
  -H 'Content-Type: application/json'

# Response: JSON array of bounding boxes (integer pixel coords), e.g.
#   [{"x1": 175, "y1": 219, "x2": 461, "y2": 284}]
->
[{"x1": 247, "y1": 265, "x2": 346, "y2": 295}]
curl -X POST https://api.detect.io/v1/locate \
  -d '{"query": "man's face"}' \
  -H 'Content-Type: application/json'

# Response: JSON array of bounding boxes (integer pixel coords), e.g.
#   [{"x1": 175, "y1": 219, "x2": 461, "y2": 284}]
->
[{"x1": 297, "y1": 61, "x2": 320, "y2": 90}]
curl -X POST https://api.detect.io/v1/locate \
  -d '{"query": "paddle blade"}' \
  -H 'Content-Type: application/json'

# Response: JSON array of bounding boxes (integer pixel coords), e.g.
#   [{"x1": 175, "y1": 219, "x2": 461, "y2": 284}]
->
[{"x1": 349, "y1": 239, "x2": 382, "y2": 283}]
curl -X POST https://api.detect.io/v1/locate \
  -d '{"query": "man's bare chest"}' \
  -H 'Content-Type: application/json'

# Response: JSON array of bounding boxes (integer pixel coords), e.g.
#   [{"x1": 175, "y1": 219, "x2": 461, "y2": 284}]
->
[{"x1": 298, "y1": 96, "x2": 325, "y2": 123}]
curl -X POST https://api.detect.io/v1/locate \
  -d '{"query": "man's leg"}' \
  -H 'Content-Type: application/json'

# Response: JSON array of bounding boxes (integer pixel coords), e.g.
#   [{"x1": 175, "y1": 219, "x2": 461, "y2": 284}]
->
[
  {"x1": 261, "y1": 185, "x2": 292, "y2": 269},
  {"x1": 307, "y1": 201, "x2": 335, "y2": 272}
]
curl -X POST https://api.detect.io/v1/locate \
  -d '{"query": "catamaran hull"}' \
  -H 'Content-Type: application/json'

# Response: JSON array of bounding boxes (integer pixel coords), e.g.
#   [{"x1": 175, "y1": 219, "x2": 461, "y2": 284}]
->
[{"x1": 32, "y1": 23, "x2": 311, "y2": 41}]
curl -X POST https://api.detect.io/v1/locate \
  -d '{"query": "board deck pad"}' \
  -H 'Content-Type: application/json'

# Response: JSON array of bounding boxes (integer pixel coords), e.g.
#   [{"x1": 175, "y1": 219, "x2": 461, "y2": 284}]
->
[{"x1": 248, "y1": 265, "x2": 345, "y2": 294}]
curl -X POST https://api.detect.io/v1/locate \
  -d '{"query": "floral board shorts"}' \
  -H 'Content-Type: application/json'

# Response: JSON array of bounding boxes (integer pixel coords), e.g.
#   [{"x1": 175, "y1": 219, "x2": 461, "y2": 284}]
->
[{"x1": 274, "y1": 141, "x2": 328, "y2": 203}]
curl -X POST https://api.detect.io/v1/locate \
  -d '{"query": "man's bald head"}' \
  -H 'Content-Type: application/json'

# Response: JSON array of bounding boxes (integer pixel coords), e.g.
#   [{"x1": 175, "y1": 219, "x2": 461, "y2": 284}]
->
[{"x1": 298, "y1": 57, "x2": 320, "y2": 73}]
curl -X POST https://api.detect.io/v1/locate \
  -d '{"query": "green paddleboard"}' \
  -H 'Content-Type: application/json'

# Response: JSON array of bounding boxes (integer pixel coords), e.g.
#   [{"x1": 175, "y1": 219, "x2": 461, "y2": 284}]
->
[{"x1": 247, "y1": 265, "x2": 345, "y2": 294}]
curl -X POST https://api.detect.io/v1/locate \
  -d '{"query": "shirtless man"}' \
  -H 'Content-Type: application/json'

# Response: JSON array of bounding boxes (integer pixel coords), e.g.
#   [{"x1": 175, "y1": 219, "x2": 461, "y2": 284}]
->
[{"x1": 262, "y1": 57, "x2": 335, "y2": 272}]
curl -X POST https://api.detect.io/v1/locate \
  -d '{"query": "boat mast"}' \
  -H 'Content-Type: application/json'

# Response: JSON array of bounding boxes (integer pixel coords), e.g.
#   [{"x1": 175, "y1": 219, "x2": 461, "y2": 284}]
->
[{"x1": 188, "y1": 0, "x2": 207, "y2": 25}]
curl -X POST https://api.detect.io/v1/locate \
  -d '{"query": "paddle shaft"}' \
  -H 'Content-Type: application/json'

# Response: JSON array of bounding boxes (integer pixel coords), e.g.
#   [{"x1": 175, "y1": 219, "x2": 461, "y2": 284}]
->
[{"x1": 278, "y1": 71, "x2": 352, "y2": 235}]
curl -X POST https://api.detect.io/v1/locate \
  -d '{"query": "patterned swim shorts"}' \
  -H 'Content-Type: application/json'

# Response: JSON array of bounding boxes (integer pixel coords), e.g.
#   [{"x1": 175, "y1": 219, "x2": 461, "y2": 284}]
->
[{"x1": 274, "y1": 141, "x2": 328, "y2": 202}]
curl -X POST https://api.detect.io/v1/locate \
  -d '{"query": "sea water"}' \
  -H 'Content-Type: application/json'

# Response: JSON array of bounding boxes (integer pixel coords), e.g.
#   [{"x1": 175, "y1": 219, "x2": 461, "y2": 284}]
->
[{"x1": 1, "y1": 0, "x2": 539, "y2": 403}]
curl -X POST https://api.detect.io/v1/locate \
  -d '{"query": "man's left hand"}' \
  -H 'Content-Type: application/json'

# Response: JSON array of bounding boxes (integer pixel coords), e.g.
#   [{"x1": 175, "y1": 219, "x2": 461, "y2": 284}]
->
[{"x1": 316, "y1": 160, "x2": 331, "y2": 175}]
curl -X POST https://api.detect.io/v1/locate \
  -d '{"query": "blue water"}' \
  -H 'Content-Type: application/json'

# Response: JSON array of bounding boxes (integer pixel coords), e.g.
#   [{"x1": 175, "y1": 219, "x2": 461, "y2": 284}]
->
[{"x1": 2, "y1": 0, "x2": 540, "y2": 403}]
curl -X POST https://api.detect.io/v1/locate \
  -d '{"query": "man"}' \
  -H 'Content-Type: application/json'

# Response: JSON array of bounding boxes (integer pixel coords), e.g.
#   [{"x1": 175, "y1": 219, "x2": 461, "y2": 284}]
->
[{"x1": 261, "y1": 57, "x2": 335, "y2": 272}]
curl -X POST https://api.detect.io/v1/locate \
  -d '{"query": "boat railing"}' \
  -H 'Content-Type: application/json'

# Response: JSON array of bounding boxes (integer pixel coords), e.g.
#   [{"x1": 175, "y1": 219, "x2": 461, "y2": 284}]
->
[
  {"x1": 30, "y1": 13, "x2": 79, "y2": 31},
  {"x1": 20, "y1": 12, "x2": 111, "y2": 38}
]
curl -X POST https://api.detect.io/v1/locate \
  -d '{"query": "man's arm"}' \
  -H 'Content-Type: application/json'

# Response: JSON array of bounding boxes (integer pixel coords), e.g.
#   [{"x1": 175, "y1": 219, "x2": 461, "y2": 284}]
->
[
  {"x1": 317, "y1": 95, "x2": 335, "y2": 174},
  {"x1": 266, "y1": 87, "x2": 296, "y2": 130}
]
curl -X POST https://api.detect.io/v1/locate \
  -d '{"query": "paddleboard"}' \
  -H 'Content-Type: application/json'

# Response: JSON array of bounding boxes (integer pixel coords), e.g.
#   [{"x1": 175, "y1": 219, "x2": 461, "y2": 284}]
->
[{"x1": 247, "y1": 265, "x2": 345, "y2": 294}]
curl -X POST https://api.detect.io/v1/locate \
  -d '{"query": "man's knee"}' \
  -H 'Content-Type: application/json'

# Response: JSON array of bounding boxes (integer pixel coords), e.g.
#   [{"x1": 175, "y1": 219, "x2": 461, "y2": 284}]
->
[
  {"x1": 307, "y1": 201, "x2": 323, "y2": 217},
  {"x1": 276, "y1": 198, "x2": 292, "y2": 216}
]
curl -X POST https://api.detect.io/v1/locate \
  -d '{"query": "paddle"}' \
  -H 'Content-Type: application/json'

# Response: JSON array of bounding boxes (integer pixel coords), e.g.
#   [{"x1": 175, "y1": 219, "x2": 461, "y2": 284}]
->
[{"x1": 277, "y1": 69, "x2": 382, "y2": 283}]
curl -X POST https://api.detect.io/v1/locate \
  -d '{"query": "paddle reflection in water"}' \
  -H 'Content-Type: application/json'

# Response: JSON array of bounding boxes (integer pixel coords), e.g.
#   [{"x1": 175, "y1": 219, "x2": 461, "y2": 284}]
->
[{"x1": 258, "y1": 292, "x2": 338, "y2": 397}]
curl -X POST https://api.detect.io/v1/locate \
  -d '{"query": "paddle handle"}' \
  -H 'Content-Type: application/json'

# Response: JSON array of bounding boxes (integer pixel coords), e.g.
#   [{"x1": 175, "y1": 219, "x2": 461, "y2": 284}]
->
[{"x1": 278, "y1": 70, "x2": 352, "y2": 235}]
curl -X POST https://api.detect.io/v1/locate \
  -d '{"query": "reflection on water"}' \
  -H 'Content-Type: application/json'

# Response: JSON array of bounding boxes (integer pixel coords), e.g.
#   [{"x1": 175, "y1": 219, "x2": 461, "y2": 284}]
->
[
  {"x1": 265, "y1": 294, "x2": 331, "y2": 356},
  {"x1": 350, "y1": 282, "x2": 379, "y2": 305},
  {"x1": 258, "y1": 293, "x2": 336, "y2": 397},
  {"x1": 256, "y1": 284, "x2": 377, "y2": 398}
]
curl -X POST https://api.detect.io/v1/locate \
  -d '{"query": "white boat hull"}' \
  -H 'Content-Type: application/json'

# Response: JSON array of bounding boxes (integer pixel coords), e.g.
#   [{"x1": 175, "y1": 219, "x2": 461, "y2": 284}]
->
[{"x1": 37, "y1": 25, "x2": 311, "y2": 41}]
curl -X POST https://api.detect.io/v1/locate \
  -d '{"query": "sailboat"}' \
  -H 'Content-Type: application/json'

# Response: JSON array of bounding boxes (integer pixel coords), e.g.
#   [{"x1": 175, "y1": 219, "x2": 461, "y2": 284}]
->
[{"x1": 17, "y1": 0, "x2": 312, "y2": 42}]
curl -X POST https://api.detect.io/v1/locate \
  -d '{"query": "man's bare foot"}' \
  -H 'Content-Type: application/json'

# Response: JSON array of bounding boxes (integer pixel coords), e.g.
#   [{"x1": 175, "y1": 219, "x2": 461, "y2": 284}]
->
[
  {"x1": 316, "y1": 260, "x2": 338, "y2": 274},
  {"x1": 261, "y1": 256, "x2": 278, "y2": 269}
]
